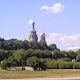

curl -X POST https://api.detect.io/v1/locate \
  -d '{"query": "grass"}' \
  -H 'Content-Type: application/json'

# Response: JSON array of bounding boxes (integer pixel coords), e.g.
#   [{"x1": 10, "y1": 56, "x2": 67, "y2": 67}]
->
[{"x1": 0, "y1": 69, "x2": 80, "y2": 79}]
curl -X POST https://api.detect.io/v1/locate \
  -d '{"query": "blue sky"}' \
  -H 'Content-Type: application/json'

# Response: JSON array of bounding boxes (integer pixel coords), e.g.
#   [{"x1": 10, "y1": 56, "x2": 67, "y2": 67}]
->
[{"x1": 0, "y1": 0, "x2": 80, "y2": 50}]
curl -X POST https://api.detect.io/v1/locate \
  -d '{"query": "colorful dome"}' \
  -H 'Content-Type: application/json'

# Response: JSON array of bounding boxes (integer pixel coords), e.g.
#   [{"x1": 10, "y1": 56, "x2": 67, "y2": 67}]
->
[{"x1": 40, "y1": 32, "x2": 45, "y2": 37}]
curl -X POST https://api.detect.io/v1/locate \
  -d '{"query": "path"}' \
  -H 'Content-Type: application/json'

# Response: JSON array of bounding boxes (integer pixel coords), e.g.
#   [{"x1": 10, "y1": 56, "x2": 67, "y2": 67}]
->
[{"x1": 0, "y1": 77, "x2": 80, "y2": 80}]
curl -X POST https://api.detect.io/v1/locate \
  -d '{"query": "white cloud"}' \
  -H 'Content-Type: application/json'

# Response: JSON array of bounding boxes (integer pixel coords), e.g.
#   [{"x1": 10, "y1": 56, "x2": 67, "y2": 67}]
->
[
  {"x1": 41, "y1": 3, "x2": 64, "y2": 15},
  {"x1": 5, "y1": 37, "x2": 11, "y2": 40},
  {"x1": 46, "y1": 33, "x2": 80, "y2": 50},
  {"x1": 28, "y1": 19, "x2": 33, "y2": 24}
]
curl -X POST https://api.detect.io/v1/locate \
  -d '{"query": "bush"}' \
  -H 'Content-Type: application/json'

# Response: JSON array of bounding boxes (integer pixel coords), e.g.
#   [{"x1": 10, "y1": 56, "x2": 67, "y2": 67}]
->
[
  {"x1": 66, "y1": 62, "x2": 73, "y2": 69},
  {"x1": 1, "y1": 60, "x2": 8, "y2": 70},
  {"x1": 62, "y1": 58, "x2": 71, "y2": 62},
  {"x1": 46, "y1": 62, "x2": 80, "y2": 69},
  {"x1": 73, "y1": 63, "x2": 80, "y2": 69},
  {"x1": 47, "y1": 62, "x2": 59, "y2": 69},
  {"x1": 59, "y1": 62, "x2": 66, "y2": 69}
]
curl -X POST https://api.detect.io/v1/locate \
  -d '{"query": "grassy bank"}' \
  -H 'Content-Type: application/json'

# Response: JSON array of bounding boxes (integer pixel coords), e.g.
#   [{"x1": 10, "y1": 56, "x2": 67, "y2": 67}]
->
[{"x1": 0, "y1": 69, "x2": 80, "y2": 79}]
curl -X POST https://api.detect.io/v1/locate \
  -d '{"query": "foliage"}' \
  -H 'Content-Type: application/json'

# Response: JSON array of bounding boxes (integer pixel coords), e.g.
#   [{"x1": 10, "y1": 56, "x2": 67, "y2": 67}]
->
[
  {"x1": 46, "y1": 62, "x2": 80, "y2": 69},
  {"x1": 1, "y1": 60, "x2": 8, "y2": 69},
  {"x1": 76, "y1": 54, "x2": 80, "y2": 62},
  {"x1": 73, "y1": 63, "x2": 80, "y2": 69},
  {"x1": 66, "y1": 62, "x2": 73, "y2": 69},
  {"x1": 59, "y1": 62, "x2": 66, "y2": 69},
  {"x1": 13, "y1": 49, "x2": 27, "y2": 66},
  {"x1": 26, "y1": 56, "x2": 47, "y2": 70},
  {"x1": 49, "y1": 44, "x2": 60, "y2": 51},
  {"x1": 47, "y1": 62, "x2": 59, "y2": 69},
  {"x1": 53, "y1": 50, "x2": 64, "y2": 59},
  {"x1": 26, "y1": 56, "x2": 40, "y2": 70}
]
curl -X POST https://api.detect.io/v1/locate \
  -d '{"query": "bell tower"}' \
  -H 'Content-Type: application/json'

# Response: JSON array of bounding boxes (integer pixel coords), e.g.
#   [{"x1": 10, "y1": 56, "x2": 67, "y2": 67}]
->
[{"x1": 29, "y1": 20, "x2": 38, "y2": 42}]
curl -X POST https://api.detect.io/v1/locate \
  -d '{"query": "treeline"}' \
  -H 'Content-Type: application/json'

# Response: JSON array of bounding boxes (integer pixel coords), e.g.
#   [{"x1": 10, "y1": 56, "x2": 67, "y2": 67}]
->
[
  {"x1": 0, "y1": 38, "x2": 59, "y2": 50},
  {"x1": 0, "y1": 38, "x2": 80, "y2": 70},
  {"x1": 0, "y1": 48, "x2": 80, "y2": 62}
]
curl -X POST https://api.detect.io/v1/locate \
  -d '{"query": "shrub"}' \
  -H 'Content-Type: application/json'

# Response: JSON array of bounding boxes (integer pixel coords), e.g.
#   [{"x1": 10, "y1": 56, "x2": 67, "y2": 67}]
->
[
  {"x1": 73, "y1": 63, "x2": 80, "y2": 69},
  {"x1": 47, "y1": 62, "x2": 80, "y2": 69},
  {"x1": 46, "y1": 62, "x2": 59, "y2": 69},
  {"x1": 1, "y1": 60, "x2": 8, "y2": 70},
  {"x1": 59, "y1": 62, "x2": 66, "y2": 69},
  {"x1": 66, "y1": 62, "x2": 73, "y2": 69}
]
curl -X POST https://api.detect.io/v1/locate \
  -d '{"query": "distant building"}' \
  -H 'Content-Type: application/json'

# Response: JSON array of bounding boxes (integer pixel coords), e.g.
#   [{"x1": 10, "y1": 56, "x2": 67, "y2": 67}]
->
[
  {"x1": 67, "y1": 46, "x2": 80, "y2": 51},
  {"x1": 40, "y1": 32, "x2": 46, "y2": 42},
  {"x1": 29, "y1": 20, "x2": 38, "y2": 42}
]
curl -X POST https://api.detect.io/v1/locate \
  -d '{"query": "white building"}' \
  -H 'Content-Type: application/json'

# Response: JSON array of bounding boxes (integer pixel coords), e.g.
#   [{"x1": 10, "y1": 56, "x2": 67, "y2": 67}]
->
[{"x1": 67, "y1": 46, "x2": 80, "y2": 51}]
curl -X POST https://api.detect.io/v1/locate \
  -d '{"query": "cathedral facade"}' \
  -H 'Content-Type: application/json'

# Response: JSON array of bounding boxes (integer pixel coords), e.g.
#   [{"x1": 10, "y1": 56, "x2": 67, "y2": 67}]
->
[{"x1": 29, "y1": 20, "x2": 46, "y2": 42}]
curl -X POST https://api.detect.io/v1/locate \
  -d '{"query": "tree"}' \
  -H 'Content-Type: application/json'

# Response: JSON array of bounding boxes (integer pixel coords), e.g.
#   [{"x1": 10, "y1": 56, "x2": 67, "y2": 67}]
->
[
  {"x1": 43, "y1": 50, "x2": 52, "y2": 58},
  {"x1": 76, "y1": 54, "x2": 80, "y2": 62},
  {"x1": 26, "y1": 49, "x2": 35, "y2": 58},
  {"x1": 49, "y1": 44, "x2": 60, "y2": 51},
  {"x1": 0, "y1": 49, "x2": 7, "y2": 61},
  {"x1": 26, "y1": 56, "x2": 47, "y2": 70},
  {"x1": 1, "y1": 60, "x2": 8, "y2": 70},
  {"x1": 0, "y1": 38, "x2": 4, "y2": 49},
  {"x1": 7, "y1": 56, "x2": 17, "y2": 67},
  {"x1": 13, "y1": 49, "x2": 27, "y2": 68},
  {"x1": 67, "y1": 51, "x2": 76, "y2": 60},
  {"x1": 53, "y1": 50, "x2": 62, "y2": 59},
  {"x1": 29, "y1": 41, "x2": 39, "y2": 50},
  {"x1": 38, "y1": 41, "x2": 48, "y2": 50},
  {"x1": 26, "y1": 56, "x2": 40, "y2": 70},
  {"x1": 34, "y1": 49, "x2": 43, "y2": 58}
]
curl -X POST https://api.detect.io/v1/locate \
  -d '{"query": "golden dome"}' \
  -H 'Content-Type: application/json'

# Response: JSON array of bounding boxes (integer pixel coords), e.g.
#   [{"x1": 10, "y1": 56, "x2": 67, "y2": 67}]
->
[{"x1": 40, "y1": 32, "x2": 45, "y2": 37}]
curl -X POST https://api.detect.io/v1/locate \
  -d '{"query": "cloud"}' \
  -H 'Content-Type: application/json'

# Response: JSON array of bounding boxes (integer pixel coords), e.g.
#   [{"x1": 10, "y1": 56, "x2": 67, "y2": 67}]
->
[
  {"x1": 41, "y1": 3, "x2": 64, "y2": 15},
  {"x1": 46, "y1": 33, "x2": 80, "y2": 50},
  {"x1": 28, "y1": 19, "x2": 33, "y2": 24},
  {"x1": 5, "y1": 37, "x2": 11, "y2": 40}
]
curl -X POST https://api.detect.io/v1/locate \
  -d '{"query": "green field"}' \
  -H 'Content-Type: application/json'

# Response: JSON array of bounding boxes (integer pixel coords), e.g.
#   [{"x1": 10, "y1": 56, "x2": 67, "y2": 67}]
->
[{"x1": 0, "y1": 69, "x2": 80, "y2": 79}]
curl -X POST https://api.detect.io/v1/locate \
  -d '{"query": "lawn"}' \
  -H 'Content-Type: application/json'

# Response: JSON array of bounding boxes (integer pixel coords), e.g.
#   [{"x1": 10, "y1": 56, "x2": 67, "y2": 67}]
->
[{"x1": 0, "y1": 69, "x2": 80, "y2": 79}]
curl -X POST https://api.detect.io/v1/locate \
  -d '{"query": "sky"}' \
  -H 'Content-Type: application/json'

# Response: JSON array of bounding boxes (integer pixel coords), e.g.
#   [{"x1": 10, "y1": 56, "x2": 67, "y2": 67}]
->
[{"x1": 0, "y1": 0, "x2": 80, "y2": 50}]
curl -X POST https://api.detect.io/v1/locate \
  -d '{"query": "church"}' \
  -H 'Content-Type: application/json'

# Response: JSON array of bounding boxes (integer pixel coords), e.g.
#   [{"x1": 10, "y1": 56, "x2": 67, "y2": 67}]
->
[{"x1": 29, "y1": 20, "x2": 46, "y2": 42}]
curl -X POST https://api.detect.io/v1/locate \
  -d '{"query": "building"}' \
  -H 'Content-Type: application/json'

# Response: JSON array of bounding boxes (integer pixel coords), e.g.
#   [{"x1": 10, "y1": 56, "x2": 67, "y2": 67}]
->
[
  {"x1": 67, "y1": 46, "x2": 80, "y2": 51},
  {"x1": 29, "y1": 20, "x2": 38, "y2": 42},
  {"x1": 40, "y1": 32, "x2": 46, "y2": 42}
]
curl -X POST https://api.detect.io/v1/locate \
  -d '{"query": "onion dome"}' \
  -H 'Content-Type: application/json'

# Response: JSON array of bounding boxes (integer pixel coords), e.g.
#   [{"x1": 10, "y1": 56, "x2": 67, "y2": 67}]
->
[{"x1": 40, "y1": 32, "x2": 45, "y2": 37}]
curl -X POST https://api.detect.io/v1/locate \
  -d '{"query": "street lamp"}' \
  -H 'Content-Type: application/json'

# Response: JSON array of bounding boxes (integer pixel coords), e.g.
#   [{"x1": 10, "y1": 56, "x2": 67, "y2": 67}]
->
[
  {"x1": 65, "y1": 54, "x2": 67, "y2": 58},
  {"x1": 52, "y1": 53, "x2": 53, "y2": 59}
]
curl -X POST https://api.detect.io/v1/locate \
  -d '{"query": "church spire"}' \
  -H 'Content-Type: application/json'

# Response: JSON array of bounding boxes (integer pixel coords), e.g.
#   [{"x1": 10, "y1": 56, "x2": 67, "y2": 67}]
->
[
  {"x1": 32, "y1": 17, "x2": 35, "y2": 31},
  {"x1": 29, "y1": 19, "x2": 38, "y2": 42},
  {"x1": 32, "y1": 21, "x2": 35, "y2": 31}
]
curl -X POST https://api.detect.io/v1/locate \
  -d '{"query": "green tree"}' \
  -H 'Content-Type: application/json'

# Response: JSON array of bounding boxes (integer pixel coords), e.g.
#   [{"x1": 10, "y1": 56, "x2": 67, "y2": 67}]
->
[
  {"x1": 29, "y1": 41, "x2": 39, "y2": 50},
  {"x1": 0, "y1": 38, "x2": 4, "y2": 49},
  {"x1": 67, "y1": 51, "x2": 76, "y2": 59},
  {"x1": 76, "y1": 54, "x2": 80, "y2": 62},
  {"x1": 26, "y1": 49, "x2": 34, "y2": 58},
  {"x1": 38, "y1": 41, "x2": 48, "y2": 50},
  {"x1": 49, "y1": 44, "x2": 60, "y2": 51},
  {"x1": 26, "y1": 56, "x2": 47, "y2": 70},
  {"x1": 26, "y1": 56, "x2": 40, "y2": 70},
  {"x1": 43, "y1": 50, "x2": 52, "y2": 58},
  {"x1": 53, "y1": 50, "x2": 62, "y2": 59},
  {"x1": 34, "y1": 49, "x2": 43, "y2": 58},
  {"x1": 1, "y1": 60, "x2": 8, "y2": 70},
  {"x1": 7, "y1": 56, "x2": 17, "y2": 67},
  {"x1": 13, "y1": 49, "x2": 27, "y2": 68}
]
